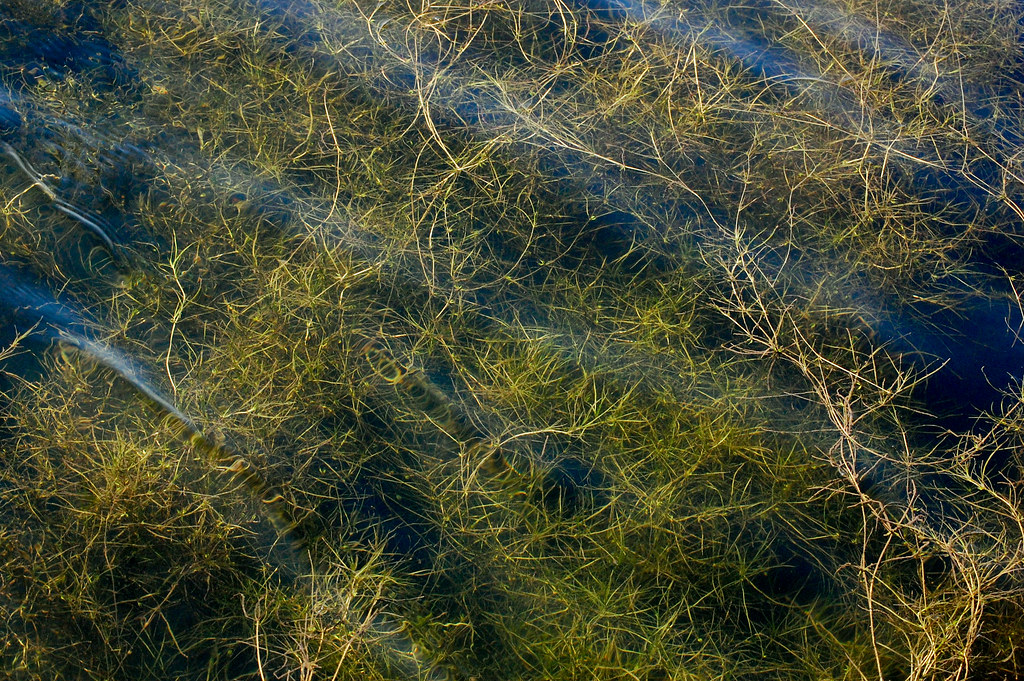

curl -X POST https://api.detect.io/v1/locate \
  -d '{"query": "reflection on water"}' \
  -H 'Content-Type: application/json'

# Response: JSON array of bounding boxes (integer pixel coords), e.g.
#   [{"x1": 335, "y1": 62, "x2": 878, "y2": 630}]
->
[
  {"x1": 2, "y1": 0, "x2": 1024, "y2": 678},
  {"x1": 0, "y1": 262, "x2": 307, "y2": 559}
]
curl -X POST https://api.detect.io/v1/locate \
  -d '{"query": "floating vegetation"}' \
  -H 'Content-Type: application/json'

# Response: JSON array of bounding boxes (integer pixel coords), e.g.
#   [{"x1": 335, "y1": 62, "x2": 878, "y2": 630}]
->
[
  {"x1": 2, "y1": 0, "x2": 1024, "y2": 679},
  {"x1": 2, "y1": 142, "x2": 122, "y2": 265}
]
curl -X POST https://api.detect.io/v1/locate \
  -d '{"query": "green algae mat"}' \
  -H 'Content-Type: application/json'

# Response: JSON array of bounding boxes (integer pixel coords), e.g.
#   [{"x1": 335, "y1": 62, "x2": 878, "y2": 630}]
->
[{"x1": 2, "y1": 0, "x2": 1024, "y2": 678}]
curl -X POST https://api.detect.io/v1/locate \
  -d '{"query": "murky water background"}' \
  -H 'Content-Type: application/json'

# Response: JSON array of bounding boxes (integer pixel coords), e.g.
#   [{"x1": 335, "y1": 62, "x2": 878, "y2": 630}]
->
[{"x1": 2, "y1": 1, "x2": 1024, "y2": 678}]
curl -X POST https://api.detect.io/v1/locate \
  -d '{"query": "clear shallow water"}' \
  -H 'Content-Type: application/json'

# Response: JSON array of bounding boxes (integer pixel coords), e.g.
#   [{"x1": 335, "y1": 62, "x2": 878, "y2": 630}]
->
[{"x1": 2, "y1": 1, "x2": 1024, "y2": 679}]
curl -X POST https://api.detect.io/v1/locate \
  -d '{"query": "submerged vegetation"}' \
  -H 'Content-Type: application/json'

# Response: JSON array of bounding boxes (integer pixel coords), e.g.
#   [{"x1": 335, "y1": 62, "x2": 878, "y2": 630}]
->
[{"x1": 2, "y1": 0, "x2": 1024, "y2": 678}]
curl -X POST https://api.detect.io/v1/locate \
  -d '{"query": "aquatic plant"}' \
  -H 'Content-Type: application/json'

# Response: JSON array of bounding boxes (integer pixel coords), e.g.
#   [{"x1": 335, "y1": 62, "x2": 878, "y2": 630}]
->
[{"x1": 2, "y1": 0, "x2": 1024, "y2": 679}]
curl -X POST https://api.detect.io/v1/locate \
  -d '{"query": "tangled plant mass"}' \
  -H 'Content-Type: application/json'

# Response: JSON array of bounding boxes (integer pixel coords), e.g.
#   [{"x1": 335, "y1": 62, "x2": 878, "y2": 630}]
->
[{"x1": 2, "y1": 0, "x2": 1024, "y2": 678}]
